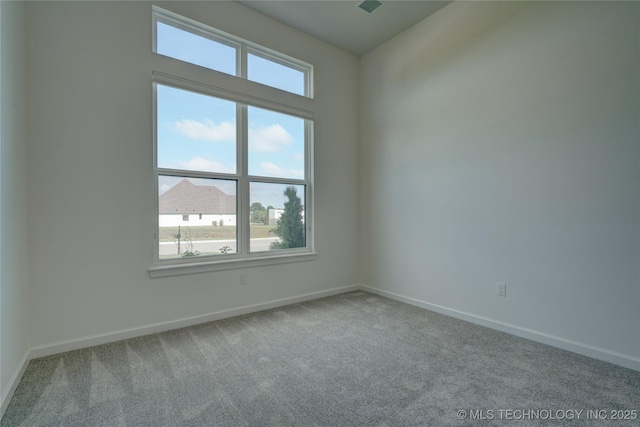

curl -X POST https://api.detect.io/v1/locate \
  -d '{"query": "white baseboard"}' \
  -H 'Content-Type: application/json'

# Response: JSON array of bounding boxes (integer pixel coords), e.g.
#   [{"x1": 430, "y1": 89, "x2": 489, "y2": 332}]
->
[
  {"x1": 360, "y1": 284, "x2": 640, "y2": 372},
  {"x1": 29, "y1": 284, "x2": 359, "y2": 360},
  {"x1": 1, "y1": 349, "x2": 30, "y2": 419},
  {"x1": 7, "y1": 282, "x2": 635, "y2": 420}
]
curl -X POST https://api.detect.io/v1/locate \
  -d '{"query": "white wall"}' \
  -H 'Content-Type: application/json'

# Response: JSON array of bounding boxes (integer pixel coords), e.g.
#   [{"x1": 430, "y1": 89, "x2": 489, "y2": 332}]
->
[
  {"x1": 0, "y1": 0, "x2": 30, "y2": 412},
  {"x1": 13, "y1": 0, "x2": 639, "y2": 396},
  {"x1": 26, "y1": 1, "x2": 359, "y2": 349},
  {"x1": 360, "y1": 1, "x2": 639, "y2": 365}
]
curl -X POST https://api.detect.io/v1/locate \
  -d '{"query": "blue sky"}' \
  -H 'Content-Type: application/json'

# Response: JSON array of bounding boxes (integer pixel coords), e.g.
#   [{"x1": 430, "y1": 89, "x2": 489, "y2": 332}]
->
[
  {"x1": 156, "y1": 22, "x2": 307, "y2": 210},
  {"x1": 156, "y1": 85, "x2": 306, "y2": 208},
  {"x1": 157, "y1": 22, "x2": 305, "y2": 95},
  {"x1": 157, "y1": 85, "x2": 305, "y2": 178}
]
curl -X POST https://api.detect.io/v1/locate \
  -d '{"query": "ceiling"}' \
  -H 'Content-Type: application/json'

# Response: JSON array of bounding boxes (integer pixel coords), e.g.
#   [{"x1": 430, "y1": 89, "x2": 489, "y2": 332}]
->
[{"x1": 236, "y1": 0, "x2": 452, "y2": 56}]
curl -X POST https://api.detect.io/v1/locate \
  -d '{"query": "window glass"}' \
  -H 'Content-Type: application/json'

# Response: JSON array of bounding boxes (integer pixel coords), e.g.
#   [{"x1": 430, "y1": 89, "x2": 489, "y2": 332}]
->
[
  {"x1": 250, "y1": 182, "x2": 305, "y2": 252},
  {"x1": 248, "y1": 53, "x2": 305, "y2": 96},
  {"x1": 248, "y1": 106, "x2": 305, "y2": 180},
  {"x1": 158, "y1": 176, "x2": 237, "y2": 259},
  {"x1": 157, "y1": 85, "x2": 236, "y2": 174},
  {"x1": 156, "y1": 21, "x2": 236, "y2": 75}
]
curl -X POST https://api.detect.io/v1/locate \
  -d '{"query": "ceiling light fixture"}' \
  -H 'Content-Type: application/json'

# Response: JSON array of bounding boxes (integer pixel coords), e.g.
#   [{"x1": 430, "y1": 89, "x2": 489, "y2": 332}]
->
[{"x1": 356, "y1": 0, "x2": 384, "y2": 14}]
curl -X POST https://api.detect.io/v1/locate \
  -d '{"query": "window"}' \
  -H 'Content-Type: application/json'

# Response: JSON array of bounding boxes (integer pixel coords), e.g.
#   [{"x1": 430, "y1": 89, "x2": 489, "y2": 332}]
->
[
  {"x1": 151, "y1": 7, "x2": 315, "y2": 276},
  {"x1": 247, "y1": 52, "x2": 307, "y2": 96},
  {"x1": 153, "y1": 7, "x2": 312, "y2": 98},
  {"x1": 156, "y1": 21, "x2": 237, "y2": 76}
]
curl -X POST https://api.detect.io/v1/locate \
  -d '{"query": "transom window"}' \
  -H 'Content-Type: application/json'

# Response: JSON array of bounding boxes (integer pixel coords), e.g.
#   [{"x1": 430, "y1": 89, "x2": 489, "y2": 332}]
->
[
  {"x1": 153, "y1": 6, "x2": 312, "y2": 98},
  {"x1": 151, "y1": 6, "x2": 315, "y2": 276}
]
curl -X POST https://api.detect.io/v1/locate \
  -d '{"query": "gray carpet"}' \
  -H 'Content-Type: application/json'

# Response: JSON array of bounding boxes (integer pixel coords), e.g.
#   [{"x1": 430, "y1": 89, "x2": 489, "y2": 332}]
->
[{"x1": 2, "y1": 291, "x2": 639, "y2": 426}]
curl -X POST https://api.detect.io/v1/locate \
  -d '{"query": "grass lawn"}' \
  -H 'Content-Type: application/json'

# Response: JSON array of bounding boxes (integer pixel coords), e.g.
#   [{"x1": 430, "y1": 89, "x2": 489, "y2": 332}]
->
[{"x1": 159, "y1": 225, "x2": 275, "y2": 242}]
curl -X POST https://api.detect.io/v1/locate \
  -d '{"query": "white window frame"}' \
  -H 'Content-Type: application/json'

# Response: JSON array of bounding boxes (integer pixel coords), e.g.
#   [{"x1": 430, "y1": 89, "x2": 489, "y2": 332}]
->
[
  {"x1": 149, "y1": 7, "x2": 316, "y2": 278},
  {"x1": 152, "y1": 6, "x2": 313, "y2": 98}
]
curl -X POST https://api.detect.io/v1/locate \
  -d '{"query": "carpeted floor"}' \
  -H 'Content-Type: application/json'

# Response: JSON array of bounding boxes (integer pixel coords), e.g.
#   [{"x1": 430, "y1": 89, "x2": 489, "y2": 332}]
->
[{"x1": 2, "y1": 291, "x2": 639, "y2": 426}]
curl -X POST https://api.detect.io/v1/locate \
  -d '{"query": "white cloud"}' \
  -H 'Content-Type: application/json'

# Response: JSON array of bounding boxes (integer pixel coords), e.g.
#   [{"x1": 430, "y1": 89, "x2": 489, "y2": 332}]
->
[
  {"x1": 249, "y1": 124, "x2": 293, "y2": 152},
  {"x1": 260, "y1": 162, "x2": 304, "y2": 179},
  {"x1": 173, "y1": 119, "x2": 235, "y2": 143},
  {"x1": 180, "y1": 157, "x2": 234, "y2": 174}
]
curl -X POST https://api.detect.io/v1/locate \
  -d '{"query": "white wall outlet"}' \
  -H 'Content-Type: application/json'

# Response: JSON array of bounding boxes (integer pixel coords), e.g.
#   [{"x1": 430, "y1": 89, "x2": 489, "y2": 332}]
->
[
  {"x1": 240, "y1": 272, "x2": 247, "y2": 285},
  {"x1": 497, "y1": 283, "x2": 507, "y2": 297}
]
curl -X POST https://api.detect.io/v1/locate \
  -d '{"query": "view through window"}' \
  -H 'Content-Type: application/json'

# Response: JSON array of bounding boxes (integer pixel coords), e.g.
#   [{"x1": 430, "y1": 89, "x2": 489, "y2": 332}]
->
[{"x1": 152, "y1": 6, "x2": 313, "y2": 268}]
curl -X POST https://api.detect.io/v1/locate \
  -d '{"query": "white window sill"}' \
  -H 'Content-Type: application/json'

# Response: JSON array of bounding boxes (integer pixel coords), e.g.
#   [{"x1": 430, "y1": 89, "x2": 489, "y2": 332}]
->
[{"x1": 149, "y1": 252, "x2": 318, "y2": 278}]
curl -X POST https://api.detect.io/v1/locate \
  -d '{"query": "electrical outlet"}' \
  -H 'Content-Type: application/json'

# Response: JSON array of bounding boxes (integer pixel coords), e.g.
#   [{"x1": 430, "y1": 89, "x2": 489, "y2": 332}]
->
[
  {"x1": 240, "y1": 272, "x2": 247, "y2": 285},
  {"x1": 497, "y1": 283, "x2": 507, "y2": 297}
]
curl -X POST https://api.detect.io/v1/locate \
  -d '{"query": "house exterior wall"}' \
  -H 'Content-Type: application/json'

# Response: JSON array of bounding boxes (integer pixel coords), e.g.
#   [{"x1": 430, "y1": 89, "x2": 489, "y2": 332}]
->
[
  {"x1": 159, "y1": 214, "x2": 236, "y2": 227},
  {"x1": 267, "y1": 209, "x2": 284, "y2": 226}
]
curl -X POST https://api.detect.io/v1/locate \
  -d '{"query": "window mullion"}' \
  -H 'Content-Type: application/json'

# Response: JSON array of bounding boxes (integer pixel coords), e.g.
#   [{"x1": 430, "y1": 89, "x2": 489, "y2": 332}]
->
[
  {"x1": 238, "y1": 104, "x2": 250, "y2": 255},
  {"x1": 239, "y1": 44, "x2": 248, "y2": 79},
  {"x1": 156, "y1": 168, "x2": 238, "y2": 181},
  {"x1": 246, "y1": 176, "x2": 308, "y2": 186}
]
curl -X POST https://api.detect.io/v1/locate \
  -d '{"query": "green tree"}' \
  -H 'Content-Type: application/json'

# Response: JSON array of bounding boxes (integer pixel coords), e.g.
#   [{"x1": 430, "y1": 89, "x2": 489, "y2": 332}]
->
[
  {"x1": 251, "y1": 210, "x2": 267, "y2": 225},
  {"x1": 250, "y1": 202, "x2": 265, "y2": 212},
  {"x1": 250, "y1": 201, "x2": 267, "y2": 224},
  {"x1": 270, "y1": 186, "x2": 305, "y2": 250}
]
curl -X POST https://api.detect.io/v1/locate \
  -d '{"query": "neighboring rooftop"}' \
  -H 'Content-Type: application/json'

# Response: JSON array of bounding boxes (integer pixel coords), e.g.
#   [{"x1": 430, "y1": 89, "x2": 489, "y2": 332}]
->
[{"x1": 159, "y1": 179, "x2": 236, "y2": 214}]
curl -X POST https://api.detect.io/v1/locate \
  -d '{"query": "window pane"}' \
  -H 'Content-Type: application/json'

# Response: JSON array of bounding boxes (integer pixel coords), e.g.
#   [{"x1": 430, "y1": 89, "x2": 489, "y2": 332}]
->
[
  {"x1": 248, "y1": 53, "x2": 305, "y2": 96},
  {"x1": 248, "y1": 106, "x2": 305, "y2": 179},
  {"x1": 157, "y1": 85, "x2": 236, "y2": 174},
  {"x1": 159, "y1": 176, "x2": 237, "y2": 259},
  {"x1": 156, "y1": 22, "x2": 236, "y2": 75},
  {"x1": 250, "y1": 182, "x2": 305, "y2": 252}
]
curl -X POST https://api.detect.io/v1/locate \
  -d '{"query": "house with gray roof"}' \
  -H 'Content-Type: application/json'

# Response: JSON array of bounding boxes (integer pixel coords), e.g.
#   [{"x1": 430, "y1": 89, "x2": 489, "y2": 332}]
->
[{"x1": 159, "y1": 179, "x2": 237, "y2": 227}]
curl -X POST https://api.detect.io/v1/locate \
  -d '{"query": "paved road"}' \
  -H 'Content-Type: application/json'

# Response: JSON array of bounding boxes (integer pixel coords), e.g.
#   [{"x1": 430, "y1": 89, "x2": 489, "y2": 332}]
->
[{"x1": 159, "y1": 237, "x2": 279, "y2": 256}]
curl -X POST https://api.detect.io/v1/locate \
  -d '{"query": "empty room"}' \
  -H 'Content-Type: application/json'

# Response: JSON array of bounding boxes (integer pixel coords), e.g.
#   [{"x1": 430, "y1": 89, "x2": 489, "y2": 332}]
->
[{"x1": 1, "y1": 0, "x2": 638, "y2": 425}]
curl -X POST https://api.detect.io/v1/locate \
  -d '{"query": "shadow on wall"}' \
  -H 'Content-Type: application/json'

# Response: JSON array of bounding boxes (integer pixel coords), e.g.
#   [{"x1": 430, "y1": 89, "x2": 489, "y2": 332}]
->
[{"x1": 399, "y1": 1, "x2": 534, "y2": 85}]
